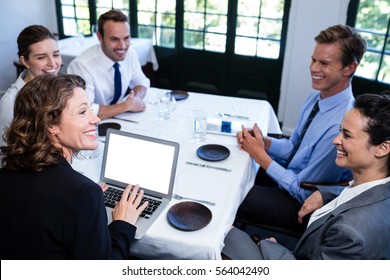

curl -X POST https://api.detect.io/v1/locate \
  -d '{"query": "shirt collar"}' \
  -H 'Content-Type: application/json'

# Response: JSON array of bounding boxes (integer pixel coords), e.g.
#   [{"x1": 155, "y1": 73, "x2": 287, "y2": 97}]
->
[
  {"x1": 96, "y1": 45, "x2": 121, "y2": 70},
  {"x1": 317, "y1": 85, "x2": 353, "y2": 113}
]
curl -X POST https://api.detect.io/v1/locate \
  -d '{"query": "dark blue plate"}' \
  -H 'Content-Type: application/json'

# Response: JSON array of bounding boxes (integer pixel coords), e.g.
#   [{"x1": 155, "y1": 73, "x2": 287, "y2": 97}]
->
[
  {"x1": 196, "y1": 144, "x2": 230, "y2": 161},
  {"x1": 167, "y1": 201, "x2": 212, "y2": 231},
  {"x1": 170, "y1": 90, "x2": 189, "y2": 101}
]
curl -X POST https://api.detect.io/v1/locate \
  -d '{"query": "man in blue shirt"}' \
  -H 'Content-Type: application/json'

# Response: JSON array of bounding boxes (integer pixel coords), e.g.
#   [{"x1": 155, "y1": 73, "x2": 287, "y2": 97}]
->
[{"x1": 235, "y1": 25, "x2": 367, "y2": 234}]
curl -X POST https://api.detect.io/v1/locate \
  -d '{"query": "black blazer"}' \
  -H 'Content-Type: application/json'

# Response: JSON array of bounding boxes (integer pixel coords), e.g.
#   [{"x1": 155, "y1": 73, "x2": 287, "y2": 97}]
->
[{"x1": 0, "y1": 157, "x2": 136, "y2": 259}]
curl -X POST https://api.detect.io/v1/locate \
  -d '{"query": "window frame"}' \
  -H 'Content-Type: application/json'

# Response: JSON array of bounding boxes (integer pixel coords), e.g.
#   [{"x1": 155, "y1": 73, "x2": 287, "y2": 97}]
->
[
  {"x1": 347, "y1": 0, "x2": 390, "y2": 85},
  {"x1": 55, "y1": 0, "x2": 133, "y2": 39},
  {"x1": 56, "y1": 0, "x2": 286, "y2": 60}
]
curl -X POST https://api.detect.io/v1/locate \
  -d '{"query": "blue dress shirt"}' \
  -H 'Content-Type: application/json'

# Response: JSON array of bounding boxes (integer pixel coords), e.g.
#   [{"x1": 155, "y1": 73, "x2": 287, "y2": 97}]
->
[{"x1": 266, "y1": 86, "x2": 354, "y2": 203}]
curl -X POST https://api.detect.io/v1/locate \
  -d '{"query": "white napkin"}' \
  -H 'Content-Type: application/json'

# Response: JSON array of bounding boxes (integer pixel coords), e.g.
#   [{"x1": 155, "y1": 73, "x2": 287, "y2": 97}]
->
[{"x1": 206, "y1": 117, "x2": 254, "y2": 136}]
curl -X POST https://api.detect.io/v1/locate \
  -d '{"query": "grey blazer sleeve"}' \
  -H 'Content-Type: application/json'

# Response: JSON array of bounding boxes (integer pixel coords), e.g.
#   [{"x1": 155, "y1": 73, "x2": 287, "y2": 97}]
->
[{"x1": 259, "y1": 240, "x2": 297, "y2": 260}]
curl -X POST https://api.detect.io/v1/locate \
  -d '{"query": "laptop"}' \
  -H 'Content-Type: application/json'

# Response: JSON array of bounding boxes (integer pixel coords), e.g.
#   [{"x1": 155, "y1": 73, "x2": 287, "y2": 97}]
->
[{"x1": 100, "y1": 128, "x2": 180, "y2": 239}]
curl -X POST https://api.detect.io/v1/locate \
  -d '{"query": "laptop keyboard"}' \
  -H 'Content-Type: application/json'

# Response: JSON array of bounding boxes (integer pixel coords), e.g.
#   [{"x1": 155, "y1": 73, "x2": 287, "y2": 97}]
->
[{"x1": 103, "y1": 187, "x2": 162, "y2": 219}]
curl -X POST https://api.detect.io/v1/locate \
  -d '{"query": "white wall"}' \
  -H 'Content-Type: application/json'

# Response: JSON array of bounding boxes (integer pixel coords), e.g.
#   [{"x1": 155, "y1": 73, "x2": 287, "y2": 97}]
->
[
  {"x1": 0, "y1": 0, "x2": 351, "y2": 134},
  {"x1": 0, "y1": 0, "x2": 58, "y2": 93}
]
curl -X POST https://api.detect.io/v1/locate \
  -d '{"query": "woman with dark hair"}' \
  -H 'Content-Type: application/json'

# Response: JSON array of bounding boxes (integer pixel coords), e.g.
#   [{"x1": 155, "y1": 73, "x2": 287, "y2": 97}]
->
[
  {"x1": 0, "y1": 25, "x2": 62, "y2": 146},
  {"x1": 0, "y1": 74, "x2": 148, "y2": 259},
  {"x1": 223, "y1": 93, "x2": 390, "y2": 259}
]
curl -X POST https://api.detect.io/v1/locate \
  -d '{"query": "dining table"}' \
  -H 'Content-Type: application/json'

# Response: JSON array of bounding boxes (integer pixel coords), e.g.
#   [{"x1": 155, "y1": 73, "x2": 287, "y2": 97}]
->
[
  {"x1": 57, "y1": 35, "x2": 159, "y2": 71},
  {"x1": 71, "y1": 87, "x2": 281, "y2": 259}
]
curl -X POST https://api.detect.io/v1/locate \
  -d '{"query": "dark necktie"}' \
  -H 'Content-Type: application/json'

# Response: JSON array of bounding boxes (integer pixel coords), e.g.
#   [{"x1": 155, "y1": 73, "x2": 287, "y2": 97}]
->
[
  {"x1": 285, "y1": 100, "x2": 319, "y2": 167},
  {"x1": 111, "y1": 62, "x2": 122, "y2": 105}
]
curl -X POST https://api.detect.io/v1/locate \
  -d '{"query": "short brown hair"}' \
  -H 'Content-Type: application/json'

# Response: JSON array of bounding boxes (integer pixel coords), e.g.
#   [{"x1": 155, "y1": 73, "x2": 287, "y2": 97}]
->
[
  {"x1": 315, "y1": 25, "x2": 367, "y2": 75},
  {"x1": 98, "y1": 10, "x2": 129, "y2": 38}
]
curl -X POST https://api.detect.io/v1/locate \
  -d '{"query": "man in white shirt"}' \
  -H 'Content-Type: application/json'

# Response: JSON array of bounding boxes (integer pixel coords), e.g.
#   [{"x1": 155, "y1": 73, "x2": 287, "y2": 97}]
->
[{"x1": 68, "y1": 10, "x2": 150, "y2": 120}]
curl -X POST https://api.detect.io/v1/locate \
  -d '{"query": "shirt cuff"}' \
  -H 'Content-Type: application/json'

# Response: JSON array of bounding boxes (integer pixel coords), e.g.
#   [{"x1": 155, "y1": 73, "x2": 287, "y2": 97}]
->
[
  {"x1": 268, "y1": 137, "x2": 284, "y2": 156},
  {"x1": 266, "y1": 160, "x2": 285, "y2": 181}
]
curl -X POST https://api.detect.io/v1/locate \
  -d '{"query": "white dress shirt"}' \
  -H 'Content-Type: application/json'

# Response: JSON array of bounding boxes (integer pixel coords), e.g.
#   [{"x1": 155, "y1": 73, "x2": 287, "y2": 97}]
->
[
  {"x1": 67, "y1": 44, "x2": 150, "y2": 113},
  {"x1": 308, "y1": 176, "x2": 390, "y2": 226},
  {"x1": 0, "y1": 71, "x2": 26, "y2": 147}
]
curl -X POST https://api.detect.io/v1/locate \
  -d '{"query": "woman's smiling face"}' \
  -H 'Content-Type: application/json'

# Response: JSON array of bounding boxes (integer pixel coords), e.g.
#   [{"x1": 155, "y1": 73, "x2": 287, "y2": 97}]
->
[
  {"x1": 49, "y1": 87, "x2": 100, "y2": 160},
  {"x1": 333, "y1": 108, "x2": 377, "y2": 174},
  {"x1": 20, "y1": 38, "x2": 62, "y2": 80}
]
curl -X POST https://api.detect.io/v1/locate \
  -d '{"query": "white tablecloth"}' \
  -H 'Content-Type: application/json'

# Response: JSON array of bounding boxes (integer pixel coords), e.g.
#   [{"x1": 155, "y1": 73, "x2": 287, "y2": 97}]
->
[
  {"x1": 71, "y1": 87, "x2": 281, "y2": 259},
  {"x1": 58, "y1": 36, "x2": 159, "y2": 71}
]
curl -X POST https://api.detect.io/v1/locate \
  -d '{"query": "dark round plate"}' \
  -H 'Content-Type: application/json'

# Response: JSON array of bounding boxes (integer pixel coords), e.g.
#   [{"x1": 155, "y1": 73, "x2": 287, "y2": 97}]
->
[
  {"x1": 196, "y1": 144, "x2": 230, "y2": 161},
  {"x1": 98, "y1": 122, "x2": 121, "y2": 136},
  {"x1": 170, "y1": 90, "x2": 189, "y2": 101},
  {"x1": 167, "y1": 201, "x2": 212, "y2": 231}
]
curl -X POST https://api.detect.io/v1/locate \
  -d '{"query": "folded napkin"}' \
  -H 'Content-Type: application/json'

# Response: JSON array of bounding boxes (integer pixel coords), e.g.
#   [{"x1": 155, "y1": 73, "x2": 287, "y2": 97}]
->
[{"x1": 207, "y1": 117, "x2": 254, "y2": 136}]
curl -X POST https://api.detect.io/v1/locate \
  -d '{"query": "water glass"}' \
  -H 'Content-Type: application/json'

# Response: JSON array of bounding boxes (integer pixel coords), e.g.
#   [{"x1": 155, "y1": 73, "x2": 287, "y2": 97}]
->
[
  {"x1": 158, "y1": 92, "x2": 176, "y2": 120},
  {"x1": 193, "y1": 110, "x2": 207, "y2": 142}
]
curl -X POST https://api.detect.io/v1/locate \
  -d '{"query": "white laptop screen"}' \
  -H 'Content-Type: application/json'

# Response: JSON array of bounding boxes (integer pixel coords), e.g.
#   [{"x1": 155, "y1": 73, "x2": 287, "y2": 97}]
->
[{"x1": 101, "y1": 131, "x2": 178, "y2": 197}]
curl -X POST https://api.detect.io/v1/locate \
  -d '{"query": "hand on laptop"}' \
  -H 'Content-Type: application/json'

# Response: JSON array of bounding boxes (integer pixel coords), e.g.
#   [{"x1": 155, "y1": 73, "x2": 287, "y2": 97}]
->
[
  {"x1": 112, "y1": 184, "x2": 148, "y2": 225},
  {"x1": 99, "y1": 182, "x2": 108, "y2": 193}
]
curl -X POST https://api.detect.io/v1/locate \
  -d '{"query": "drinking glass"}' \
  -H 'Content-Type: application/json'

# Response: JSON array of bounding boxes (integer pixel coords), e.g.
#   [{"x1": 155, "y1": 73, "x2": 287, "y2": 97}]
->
[
  {"x1": 193, "y1": 110, "x2": 207, "y2": 141},
  {"x1": 158, "y1": 92, "x2": 176, "y2": 120}
]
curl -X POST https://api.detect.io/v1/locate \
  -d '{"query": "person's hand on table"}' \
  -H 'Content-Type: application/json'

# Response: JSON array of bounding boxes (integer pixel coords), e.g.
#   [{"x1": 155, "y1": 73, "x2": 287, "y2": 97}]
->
[
  {"x1": 123, "y1": 91, "x2": 146, "y2": 112},
  {"x1": 237, "y1": 123, "x2": 273, "y2": 169},
  {"x1": 236, "y1": 125, "x2": 253, "y2": 150},
  {"x1": 240, "y1": 124, "x2": 266, "y2": 154},
  {"x1": 112, "y1": 184, "x2": 148, "y2": 225}
]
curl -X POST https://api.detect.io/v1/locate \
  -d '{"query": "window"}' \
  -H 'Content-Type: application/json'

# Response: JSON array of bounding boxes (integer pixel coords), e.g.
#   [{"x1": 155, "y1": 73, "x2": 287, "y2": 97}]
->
[
  {"x1": 56, "y1": 0, "x2": 130, "y2": 37},
  {"x1": 56, "y1": 0, "x2": 287, "y2": 59},
  {"x1": 96, "y1": 0, "x2": 130, "y2": 23},
  {"x1": 55, "y1": 0, "x2": 290, "y2": 109},
  {"x1": 351, "y1": 0, "x2": 390, "y2": 84},
  {"x1": 137, "y1": 0, "x2": 176, "y2": 48},
  {"x1": 135, "y1": 0, "x2": 286, "y2": 58},
  {"x1": 58, "y1": 0, "x2": 91, "y2": 36},
  {"x1": 183, "y1": 0, "x2": 228, "y2": 53},
  {"x1": 235, "y1": 0, "x2": 284, "y2": 59}
]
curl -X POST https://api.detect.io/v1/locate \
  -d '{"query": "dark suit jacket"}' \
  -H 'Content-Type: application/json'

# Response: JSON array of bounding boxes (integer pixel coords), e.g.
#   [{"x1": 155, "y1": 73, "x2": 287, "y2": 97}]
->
[
  {"x1": 0, "y1": 157, "x2": 136, "y2": 259},
  {"x1": 259, "y1": 181, "x2": 390, "y2": 259}
]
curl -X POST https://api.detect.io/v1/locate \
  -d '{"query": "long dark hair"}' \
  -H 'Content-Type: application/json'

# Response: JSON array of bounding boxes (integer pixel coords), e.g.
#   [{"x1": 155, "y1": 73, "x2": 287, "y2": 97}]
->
[
  {"x1": 354, "y1": 92, "x2": 390, "y2": 173},
  {"x1": 0, "y1": 74, "x2": 86, "y2": 172}
]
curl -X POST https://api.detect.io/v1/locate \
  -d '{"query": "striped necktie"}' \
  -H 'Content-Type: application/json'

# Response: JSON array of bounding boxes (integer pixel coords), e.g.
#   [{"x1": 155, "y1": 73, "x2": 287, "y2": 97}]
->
[
  {"x1": 111, "y1": 62, "x2": 121, "y2": 105},
  {"x1": 285, "y1": 100, "x2": 319, "y2": 167}
]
